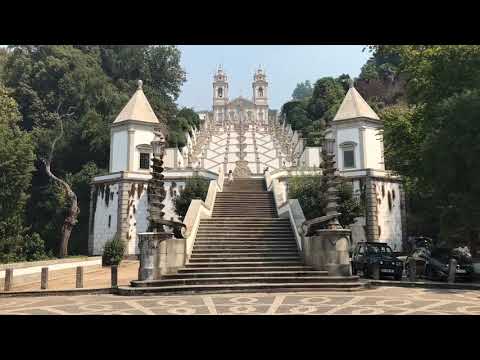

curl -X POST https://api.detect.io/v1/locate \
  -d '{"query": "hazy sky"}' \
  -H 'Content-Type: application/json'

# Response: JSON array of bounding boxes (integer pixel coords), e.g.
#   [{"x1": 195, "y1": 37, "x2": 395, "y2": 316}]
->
[{"x1": 177, "y1": 45, "x2": 371, "y2": 111}]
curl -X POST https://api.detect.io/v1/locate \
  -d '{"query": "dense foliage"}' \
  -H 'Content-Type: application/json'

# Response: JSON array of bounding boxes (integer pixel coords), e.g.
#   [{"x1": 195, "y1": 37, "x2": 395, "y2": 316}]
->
[
  {"x1": 366, "y1": 45, "x2": 480, "y2": 252},
  {"x1": 282, "y1": 75, "x2": 349, "y2": 146},
  {"x1": 0, "y1": 45, "x2": 191, "y2": 260},
  {"x1": 282, "y1": 46, "x2": 480, "y2": 254},
  {"x1": 288, "y1": 175, "x2": 362, "y2": 227},
  {"x1": 173, "y1": 177, "x2": 210, "y2": 220},
  {"x1": 0, "y1": 85, "x2": 49, "y2": 263}
]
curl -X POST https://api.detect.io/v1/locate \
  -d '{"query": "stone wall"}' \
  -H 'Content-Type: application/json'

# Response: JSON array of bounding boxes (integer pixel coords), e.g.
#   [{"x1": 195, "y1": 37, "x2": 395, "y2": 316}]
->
[{"x1": 91, "y1": 183, "x2": 119, "y2": 255}]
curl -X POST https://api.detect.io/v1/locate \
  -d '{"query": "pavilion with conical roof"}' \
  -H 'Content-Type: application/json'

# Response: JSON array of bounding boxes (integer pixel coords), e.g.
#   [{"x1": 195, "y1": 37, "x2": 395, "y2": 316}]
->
[{"x1": 327, "y1": 79, "x2": 406, "y2": 251}]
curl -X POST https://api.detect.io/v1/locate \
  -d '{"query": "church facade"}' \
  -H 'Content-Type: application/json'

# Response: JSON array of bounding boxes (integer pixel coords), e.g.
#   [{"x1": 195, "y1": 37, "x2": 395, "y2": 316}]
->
[{"x1": 88, "y1": 67, "x2": 406, "y2": 257}]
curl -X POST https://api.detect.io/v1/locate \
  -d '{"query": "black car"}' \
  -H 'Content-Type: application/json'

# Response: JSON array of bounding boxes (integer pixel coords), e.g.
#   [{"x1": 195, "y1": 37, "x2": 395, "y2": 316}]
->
[
  {"x1": 405, "y1": 244, "x2": 474, "y2": 282},
  {"x1": 351, "y1": 242, "x2": 404, "y2": 280}
]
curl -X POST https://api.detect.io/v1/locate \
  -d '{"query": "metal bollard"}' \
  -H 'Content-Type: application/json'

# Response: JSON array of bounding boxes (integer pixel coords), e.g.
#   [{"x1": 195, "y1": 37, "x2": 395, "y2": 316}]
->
[
  {"x1": 4, "y1": 268, "x2": 13, "y2": 291},
  {"x1": 41, "y1": 267, "x2": 49, "y2": 290},
  {"x1": 448, "y1": 258, "x2": 457, "y2": 284},
  {"x1": 408, "y1": 257, "x2": 416, "y2": 282},
  {"x1": 111, "y1": 265, "x2": 118, "y2": 288},
  {"x1": 76, "y1": 266, "x2": 84, "y2": 288}
]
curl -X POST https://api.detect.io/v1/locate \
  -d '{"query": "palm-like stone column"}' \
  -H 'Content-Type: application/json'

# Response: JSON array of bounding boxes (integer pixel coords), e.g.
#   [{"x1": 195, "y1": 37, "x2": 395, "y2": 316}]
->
[
  {"x1": 301, "y1": 133, "x2": 352, "y2": 277},
  {"x1": 138, "y1": 129, "x2": 186, "y2": 281}
]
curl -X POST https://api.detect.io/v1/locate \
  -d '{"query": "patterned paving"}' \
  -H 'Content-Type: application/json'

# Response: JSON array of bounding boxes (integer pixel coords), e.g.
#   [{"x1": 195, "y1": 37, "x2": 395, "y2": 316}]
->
[{"x1": 1, "y1": 287, "x2": 480, "y2": 315}]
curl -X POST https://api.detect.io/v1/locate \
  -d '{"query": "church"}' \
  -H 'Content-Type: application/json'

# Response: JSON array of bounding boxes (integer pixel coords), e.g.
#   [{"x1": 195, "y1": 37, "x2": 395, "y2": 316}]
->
[{"x1": 88, "y1": 66, "x2": 406, "y2": 257}]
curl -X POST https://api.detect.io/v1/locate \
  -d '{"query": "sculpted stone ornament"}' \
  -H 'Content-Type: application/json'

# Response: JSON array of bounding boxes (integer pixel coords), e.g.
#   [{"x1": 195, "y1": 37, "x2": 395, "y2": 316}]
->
[
  {"x1": 138, "y1": 125, "x2": 186, "y2": 281},
  {"x1": 233, "y1": 160, "x2": 253, "y2": 178}
]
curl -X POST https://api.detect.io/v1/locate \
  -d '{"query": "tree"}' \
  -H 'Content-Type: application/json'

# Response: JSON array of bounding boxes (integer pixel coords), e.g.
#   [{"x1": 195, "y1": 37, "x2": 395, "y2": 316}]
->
[
  {"x1": 371, "y1": 45, "x2": 480, "y2": 252},
  {"x1": 0, "y1": 85, "x2": 37, "y2": 262},
  {"x1": 292, "y1": 80, "x2": 313, "y2": 100},
  {"x1": 173, "y1": 177, "x2": 210, "y2": 220},
  {"x1": 2, "y1": 45, "x2": 188, "y2": 257},
  {"x1": 288, "y1": 175, "x2": 362, "y2": 227},
  {"x1": 307, "y1": 77, "x2": 345, "y2": 122}
]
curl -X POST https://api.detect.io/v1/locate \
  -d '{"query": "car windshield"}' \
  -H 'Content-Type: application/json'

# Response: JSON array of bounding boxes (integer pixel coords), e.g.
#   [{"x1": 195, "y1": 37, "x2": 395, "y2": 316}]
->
[{"x1": 367, "y1": 244, "x2": 392, "y2": 254}]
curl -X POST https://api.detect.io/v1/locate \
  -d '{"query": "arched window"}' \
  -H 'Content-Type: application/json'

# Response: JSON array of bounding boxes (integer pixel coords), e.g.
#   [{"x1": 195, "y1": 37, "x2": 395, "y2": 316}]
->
[
  {"x1": 217, "y1": 87, "x2": 223, "y2": 98},
  {"x1": 258, "y1": 87, "x2": 264, "y2": 97}
]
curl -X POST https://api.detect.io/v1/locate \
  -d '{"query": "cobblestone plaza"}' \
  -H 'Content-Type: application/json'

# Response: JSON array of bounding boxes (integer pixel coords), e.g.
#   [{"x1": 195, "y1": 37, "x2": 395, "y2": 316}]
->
[{"x1": 1, "y1": 287, "x2": 480, "y2": 315}]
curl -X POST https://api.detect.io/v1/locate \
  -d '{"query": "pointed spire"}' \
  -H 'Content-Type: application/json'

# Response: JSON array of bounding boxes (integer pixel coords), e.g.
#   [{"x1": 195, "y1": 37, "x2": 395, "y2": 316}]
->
[
  {"x1": 113, "y1": 80, "x2": 159, "y2": 124},
  {"x1": 333, "y1": 83, "x2": 380, "y2": 122}
]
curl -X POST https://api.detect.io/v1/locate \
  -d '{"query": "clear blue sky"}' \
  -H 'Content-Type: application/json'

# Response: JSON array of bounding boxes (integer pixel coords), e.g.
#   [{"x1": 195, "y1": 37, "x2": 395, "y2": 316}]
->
[{"x1": 176, "y1": 45, "x2": 371, "y2": 111}]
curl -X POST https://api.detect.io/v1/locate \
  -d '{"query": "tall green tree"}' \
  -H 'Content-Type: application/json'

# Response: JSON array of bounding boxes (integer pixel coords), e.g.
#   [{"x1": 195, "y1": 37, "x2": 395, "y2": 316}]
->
[
  {"x1": 0, "y1": 85, "x2": 37, "y2": 262},
  {"x1": 373, "y1": 45, "x2": 480, "y2": 252},
  {"x1": 292, "y1": 80, "x2": 313, "y2": 100},
  {"x1": 2, "y1": 45, "x2": 187, "y2": 257}
]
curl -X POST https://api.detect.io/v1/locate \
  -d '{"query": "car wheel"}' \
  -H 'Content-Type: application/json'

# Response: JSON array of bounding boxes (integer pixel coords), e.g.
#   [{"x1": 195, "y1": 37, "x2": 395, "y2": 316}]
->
[{"x1": 394, "y1": 273, "x2": 402, "y2": 281}]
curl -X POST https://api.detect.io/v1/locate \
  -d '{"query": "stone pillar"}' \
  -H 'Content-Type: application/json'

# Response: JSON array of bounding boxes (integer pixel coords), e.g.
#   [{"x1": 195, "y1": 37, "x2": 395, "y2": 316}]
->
[
  {"x1": 127, "y1": 128, "x2": 135, "y2": 172},
  {"x1": 41, "y1": 267, "x2": 48, "y2": 290},
  {"x1": 365, "y1": 171, "x2": 379, "y2": 242},
  {"x1": 138, "y1": 232, "x2": 186, "y2": 280},
  {"x1": 87, "y1": 184, "x2": 96, "y2": 255},
  {"x1": 359, "y1": 127, "x2": 367, "y2": 169},
  {"x1": 117, "y1": 179, "x2": 131, "y2": 250},
  {"x1": 448, "y1": 258, "x2": 457, "y2": 283},
  {"x1": 399, "y1": 182, "x2": 408, "y2": 251},
  {"x1": 408, "y1": 257, "x2": 416, "y2": 282},
  {"x1": 4, "y1": 268, "x2": 13, "y2": 291},
  {"x1": 307, "y1": 229, "x2": 352, "y2": 276},
  {"x1": 76, "y1": 266, "x2": 84, "y2": 288},
  {"x1": 111, "y1": 265, "x2": 118, "y2": 287}
]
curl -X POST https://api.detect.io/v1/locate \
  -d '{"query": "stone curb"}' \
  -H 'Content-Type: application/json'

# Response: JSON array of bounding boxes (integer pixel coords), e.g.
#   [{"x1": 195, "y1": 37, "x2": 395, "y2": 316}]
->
[
  {"x1": 0, "y1": 287, "x2": 114, "y2": 298},
  {"x1": 369, "y1": 280, "x2": 480, "y2": 291}
]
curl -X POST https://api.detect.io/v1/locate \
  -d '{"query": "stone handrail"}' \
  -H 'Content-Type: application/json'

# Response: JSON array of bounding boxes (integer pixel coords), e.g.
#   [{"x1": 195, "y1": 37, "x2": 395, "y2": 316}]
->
[
  {"x1": 183, "y1": 166, "x2": 224, "y2": 260},
  {"x1": 265, "y1": 171, "x2": 306, "y2": 251}
]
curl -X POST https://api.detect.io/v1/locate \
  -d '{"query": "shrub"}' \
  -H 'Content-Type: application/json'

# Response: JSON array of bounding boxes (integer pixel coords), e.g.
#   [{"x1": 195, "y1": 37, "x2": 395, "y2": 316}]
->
[
  {"x1": 173, "y1": 176, "x2": 209, "y2": 220},
  {"x1": 102, "y1": 234, "x2": 125, "y2": 266},
  {"x1": 288, "y1": 175, "x2": 363, "y2": 227},
  {"x1": 23, "y1": 233, "x2": 49, "y2": 261}
]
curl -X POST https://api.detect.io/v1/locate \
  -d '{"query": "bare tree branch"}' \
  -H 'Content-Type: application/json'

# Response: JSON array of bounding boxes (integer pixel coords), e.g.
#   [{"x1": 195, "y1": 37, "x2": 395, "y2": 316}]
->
[{"x1": 41, "y1": 104, "x2": 80, "y2": 257}]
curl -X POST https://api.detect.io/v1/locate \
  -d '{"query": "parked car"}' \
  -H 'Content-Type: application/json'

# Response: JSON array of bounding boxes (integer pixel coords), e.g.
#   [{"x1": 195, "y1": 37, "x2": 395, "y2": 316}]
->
[
  {"x1": 351, "y1": 242, "x2": 404, "y2": 280},
  {"x1": 405, "y1": 242, "x2": 475, "y2": 282}
]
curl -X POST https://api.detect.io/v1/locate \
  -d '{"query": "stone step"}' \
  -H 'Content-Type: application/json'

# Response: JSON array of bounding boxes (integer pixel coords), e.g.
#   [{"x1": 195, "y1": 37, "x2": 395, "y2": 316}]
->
[
  {"x1": 211, "y1": 213, "x2": 277, "y2": 217},
  {"x1": 198, "y1": 224, "x2": 292, "y2": 229},
  {"x1": 189, "y1": 256, "x2": 302, "y2": 263},
  {"x1": 196, "y1": 235, "x2": 294, "y2": 239},
  {"x1": 179, "y1": 266, "x2": 313, "y2": 273},
  {"x1": 131, "y1": 276, "x2": 360, "y2": 287},
  {"x1": 118, "y1": 282, "x2": 365, "y2": 295},
  {"x1": 194, "y1": 239, "x2": 296, "y2": 243},
  {"x1": 202, "y1": 217, "x2": 283, "y2": 221},
  {"x1": 185, "y1": 261, "x2": 305, "y2": 267},
  {"x1": 162, "y1": 270, "x2": 328, "y2": 278},
  {"x1": 193, "y1": 245, "x2": 298, "y2": 251},
  {"x1": 205, "y1": 217, "x2": 282, "y2": 221},
  {"x1": 196, "y1": 229, "x2": 292, "y2": 234},
  {"x1": 190, "y1": 252, "x2": 300, "y2": 258},
  {"x1": 196, "y1": 235, "x2": 294, "y2": 240}
]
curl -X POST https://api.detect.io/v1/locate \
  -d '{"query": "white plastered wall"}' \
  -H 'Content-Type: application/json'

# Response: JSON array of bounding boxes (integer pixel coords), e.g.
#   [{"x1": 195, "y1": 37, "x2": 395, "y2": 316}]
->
[{"x1": 92, "y1": 183, "x2": 119, "y2": 255}]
